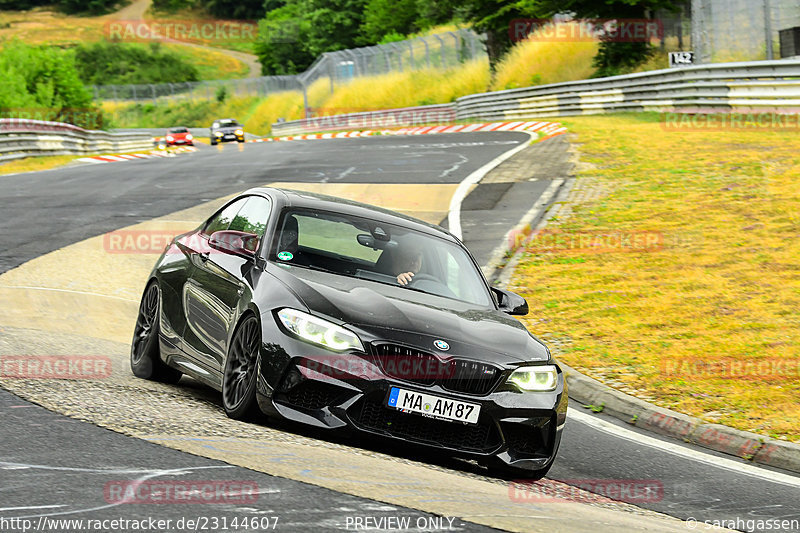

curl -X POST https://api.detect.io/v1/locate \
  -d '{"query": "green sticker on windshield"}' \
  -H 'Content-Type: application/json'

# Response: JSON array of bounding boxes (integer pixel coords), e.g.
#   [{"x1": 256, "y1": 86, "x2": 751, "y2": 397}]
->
[{"x1": 277, "y1": 251, "x2": 293, "y2": 261}]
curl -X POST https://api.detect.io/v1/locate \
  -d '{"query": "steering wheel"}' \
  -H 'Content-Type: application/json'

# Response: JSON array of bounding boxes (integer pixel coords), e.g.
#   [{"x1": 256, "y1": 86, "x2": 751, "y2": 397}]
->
[
  {"x1": 406, "y1": 273, "x2": 441, "y2": 287},
  {"x1": 406, "y1": 273, "x2": 458, "y2": 299}
]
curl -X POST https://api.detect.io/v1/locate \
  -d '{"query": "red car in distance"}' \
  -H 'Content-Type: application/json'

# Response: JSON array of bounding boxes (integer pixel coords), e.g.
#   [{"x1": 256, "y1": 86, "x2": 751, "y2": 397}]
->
[{"x1": 165, "y1": 127, "x2": 194, "y2": 146}]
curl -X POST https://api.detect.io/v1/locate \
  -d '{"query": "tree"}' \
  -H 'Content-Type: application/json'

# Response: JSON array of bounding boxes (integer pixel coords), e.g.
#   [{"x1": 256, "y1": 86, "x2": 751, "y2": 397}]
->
[
  {"x1": 254, "y1": 2, "x2": 316, "y2": 74},
  {"x1": 530, "y1": 0, "x2": 683, "y2": 76},
  {"x1": 59, "y1": 0, "x2": 124, "y2": 15},
  {"x1": 255, "y1": 0, "x2": 367, "y2": 74},
  {"x1": 204, "y1": 0, "x2": 268, "y2": 20},
  {"x1": 415, "y1": 0, "x2": 464, "y2": 29},
  {"x1": 453, "y1": 0, "x2": 682, "y2": 73},
  {"x1": 360, "y1": 0, "x2": 419, "y2": 44},
  {"x1": 458, "y1": 0, "x2": 532, "y2": 70},
  {"x1": 302, "y1": 0, "x2": 369, "y2": 56}
]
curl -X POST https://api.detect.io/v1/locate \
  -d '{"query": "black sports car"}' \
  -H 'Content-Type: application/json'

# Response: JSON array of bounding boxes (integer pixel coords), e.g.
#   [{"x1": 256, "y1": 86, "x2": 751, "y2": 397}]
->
[
  {"x1": 210, "y1": 118, "x2": 245, "y2": 145},
  {"x1": 131, "y1": 188, "x2": 567, "y2": 478}
]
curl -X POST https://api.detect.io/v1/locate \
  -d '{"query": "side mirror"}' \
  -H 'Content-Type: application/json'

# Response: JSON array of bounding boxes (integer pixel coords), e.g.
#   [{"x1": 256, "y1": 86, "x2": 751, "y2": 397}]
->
[
  {"x1": 491, "y1": 287, "x2": 529, "y2": 315},
  {"x1": 209, "y1": 230, "x2": 259, "y2": 259}
]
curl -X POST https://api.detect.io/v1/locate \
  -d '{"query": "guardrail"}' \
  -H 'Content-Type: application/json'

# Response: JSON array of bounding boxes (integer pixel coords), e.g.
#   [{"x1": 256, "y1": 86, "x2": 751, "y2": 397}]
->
[
  {"x1": 270, "y1": 60, "x2": 800, "y2": 133},
  {"x1": 271, "y1": 104, "x2": 456, "y2": 136},
  {"x1": 0, "y1": 119, "x2": 154, "y2": 163},
  {"x1": 455, "y1": 59, "x2": 800, "y2": 121}
]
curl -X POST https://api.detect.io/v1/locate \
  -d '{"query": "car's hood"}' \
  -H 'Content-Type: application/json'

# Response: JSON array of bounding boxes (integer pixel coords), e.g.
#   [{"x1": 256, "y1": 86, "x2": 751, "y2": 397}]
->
[
  {"x1": 215, "y1": 126, "x2": 241, "y2": 133},
  {"x1": 267, "y1": 264, "x2": 549, "y2": 365}
]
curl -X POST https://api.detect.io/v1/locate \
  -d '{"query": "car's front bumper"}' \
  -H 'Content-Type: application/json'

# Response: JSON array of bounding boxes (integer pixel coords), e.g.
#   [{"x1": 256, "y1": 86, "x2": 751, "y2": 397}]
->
[
  {"x1": 254, "y1": 329, "x2": 567, "y2": 472},
  {"x1": 213, "y1": 133, "x2": 244, "y2": 143}
]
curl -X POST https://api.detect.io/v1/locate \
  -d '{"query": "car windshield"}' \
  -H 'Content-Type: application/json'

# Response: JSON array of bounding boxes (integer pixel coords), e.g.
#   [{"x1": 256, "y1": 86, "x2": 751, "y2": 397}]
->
[
  {"x1": 218, "y1": 120, "x2": 238, "y2": 128},
  {"x1": 270, "y1": 209, "x2": 492, "y2": 307},
  {"x1": 168, "y1": 127, "x2": 188, "y2": 133}
]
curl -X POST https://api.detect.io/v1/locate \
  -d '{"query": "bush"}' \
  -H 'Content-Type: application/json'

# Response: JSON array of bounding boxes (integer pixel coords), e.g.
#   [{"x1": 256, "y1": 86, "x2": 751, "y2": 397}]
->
[
  {"x1": 216, "y1": 85, "x2": 228, "y2": 103},
  {"x1": 74, "y1": 41, "x2": 200, "y2": 85},
  {"x1": 150, "y1": 0, "x2": 192, "y2": 13},
  {"x1": 0, "y1": 41, "x2": 99, "y2": 129}
]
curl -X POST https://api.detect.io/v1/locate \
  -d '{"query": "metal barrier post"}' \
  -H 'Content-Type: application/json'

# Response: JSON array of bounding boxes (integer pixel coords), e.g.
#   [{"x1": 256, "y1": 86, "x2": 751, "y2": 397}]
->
[{"x1": 433, "y1": 34, "x2": 446, "y2": 69}]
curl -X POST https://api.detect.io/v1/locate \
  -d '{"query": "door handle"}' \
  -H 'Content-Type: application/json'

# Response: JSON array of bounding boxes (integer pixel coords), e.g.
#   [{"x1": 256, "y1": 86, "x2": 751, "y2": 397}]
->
[{"x1": 199, "y1": 252, "x2": 209, "y2": 262}]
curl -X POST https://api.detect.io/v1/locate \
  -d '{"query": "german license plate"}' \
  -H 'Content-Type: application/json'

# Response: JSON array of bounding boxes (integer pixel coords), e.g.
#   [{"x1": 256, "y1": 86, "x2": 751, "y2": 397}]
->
[{"x1": 387, "y1": 387, "x2": 480, "y2": 424}]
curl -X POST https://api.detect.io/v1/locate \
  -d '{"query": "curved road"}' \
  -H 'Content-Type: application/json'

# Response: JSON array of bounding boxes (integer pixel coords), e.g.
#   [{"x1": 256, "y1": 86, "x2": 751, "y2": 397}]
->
[{"x1": 1, "y1": 134, "x2": 799, "y2": 532}]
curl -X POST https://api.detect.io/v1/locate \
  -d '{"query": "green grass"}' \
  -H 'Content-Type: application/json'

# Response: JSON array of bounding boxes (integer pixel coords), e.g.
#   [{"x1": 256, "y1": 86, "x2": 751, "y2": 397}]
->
[{"x1": 509, "y1": 113, "x2": 800, "y2": 442}]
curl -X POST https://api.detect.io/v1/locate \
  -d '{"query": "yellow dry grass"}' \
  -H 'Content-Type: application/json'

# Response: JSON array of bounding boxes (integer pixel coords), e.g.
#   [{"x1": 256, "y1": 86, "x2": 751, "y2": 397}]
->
[
  {"x1": 491, "y1": 22, "x2": 598, "y2": 90},
  {"x1": 0, "y1": 8, "x2": 247, "y2": 80},
  {"x1": 509, "y1": 113, "x2": 800, "y2": 442},
  {"x1": 165, "y1": 44, "x2": 248, "y2": 80},
  {"x1": 0, "y1": 155, "x2": 81, "y2": 176},
  {"x1": 243, "y1": 91, "x2": 306, "y2": 134},
  {"x1": 0, "y1": 8, "x2": 105, "y2": 45},
  {"x1": 317, "y1": 59, "x2": 490, "y2": 110}
]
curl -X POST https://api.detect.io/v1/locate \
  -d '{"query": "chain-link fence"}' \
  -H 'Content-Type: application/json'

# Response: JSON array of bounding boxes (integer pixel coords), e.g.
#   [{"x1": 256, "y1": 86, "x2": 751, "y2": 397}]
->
[
  {"x1": 93, "y1": 76, "x2": 300, "y2": 102},
  {"x1": 92, "y1": 29, "x2": 485, "y2": 105},
  {"x1": 691, "y1": 0, "x2": 800, "y2": 63}
]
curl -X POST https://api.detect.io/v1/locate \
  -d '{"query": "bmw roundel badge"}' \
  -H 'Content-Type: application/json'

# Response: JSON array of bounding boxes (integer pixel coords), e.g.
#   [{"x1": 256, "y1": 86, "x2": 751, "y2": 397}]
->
[{"x1": 433, "y1": 339, "x2": 450, "y2": 351}]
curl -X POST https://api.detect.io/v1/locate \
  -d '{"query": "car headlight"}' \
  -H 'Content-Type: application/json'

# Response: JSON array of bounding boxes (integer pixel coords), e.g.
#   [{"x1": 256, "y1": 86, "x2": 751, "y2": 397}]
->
[
  {"x1": 507, "y1": 365, "x2": 558, "y2": 392},
  {"x1": 235, "y1": 129, "x2": 244, "y2": 136},
  {"x1": 276, "y1": 308, "x2": 363, "y2": 352},
  {"x1": 166, "y1": 136, "x2": 174, "y2": 141},
  {"x1": 215, "y1": 131, "x2": 223, "y2": 137},
  {"x1": 186, "y1": 134, "x2": 193, "y2": 140}
]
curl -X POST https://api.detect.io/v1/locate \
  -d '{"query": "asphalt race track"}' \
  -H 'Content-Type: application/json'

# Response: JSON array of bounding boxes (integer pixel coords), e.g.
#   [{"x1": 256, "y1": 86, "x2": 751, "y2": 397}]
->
[{"x1": 1, "y1": 133, "x2": 799, "y2": 532}]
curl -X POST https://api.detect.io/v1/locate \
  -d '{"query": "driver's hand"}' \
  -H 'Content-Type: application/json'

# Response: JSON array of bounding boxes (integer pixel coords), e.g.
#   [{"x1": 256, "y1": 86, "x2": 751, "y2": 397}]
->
[{"x1": 397, "y1": 272, "x2": 414, "y2": 286}]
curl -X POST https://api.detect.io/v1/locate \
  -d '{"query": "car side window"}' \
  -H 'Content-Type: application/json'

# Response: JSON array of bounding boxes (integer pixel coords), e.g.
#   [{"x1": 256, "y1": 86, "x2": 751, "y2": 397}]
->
[
  {"x1": 203, "y1": 198, "x2": 248, "y2": 236},
  {"x1": 227, "y1": 196, "x2": 271, "y2": 237}
]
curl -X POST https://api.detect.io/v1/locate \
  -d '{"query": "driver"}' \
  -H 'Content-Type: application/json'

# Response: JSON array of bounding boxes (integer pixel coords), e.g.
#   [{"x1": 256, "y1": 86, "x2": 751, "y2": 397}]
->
[{"x1": 396, "y1": 249, "x2": 423, "y2": 286}]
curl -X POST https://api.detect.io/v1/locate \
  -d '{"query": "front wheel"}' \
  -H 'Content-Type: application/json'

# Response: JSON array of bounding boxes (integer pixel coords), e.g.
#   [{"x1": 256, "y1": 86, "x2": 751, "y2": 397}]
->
[
  {"x1": 130, "y1": 283, "x2": 182, "y2": 384},
  {"x1": 210, "y1": 138, "x2": 217, "y2": 145},
  {"x1": 222, "y1": 315, "x2": 262, "y2": 420}
]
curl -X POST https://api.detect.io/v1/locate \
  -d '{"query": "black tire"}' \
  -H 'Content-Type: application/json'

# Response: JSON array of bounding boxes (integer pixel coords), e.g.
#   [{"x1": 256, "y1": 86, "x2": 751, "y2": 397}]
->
[
  {"x1": 237, "y1": 139, "x2": 244, "y2": 143},
  {"x1": 487, "y1": 457, "x2": 553, "y2": 481},
  {"x1": 210, "y1": 138, "x2": 217, "y2": 145},
  {"x1": 221, "y1": 315, "x2": 262, "y2": 420},
  {"x1": 130, "y1": 283, "x2": 182, "y2": 384}
]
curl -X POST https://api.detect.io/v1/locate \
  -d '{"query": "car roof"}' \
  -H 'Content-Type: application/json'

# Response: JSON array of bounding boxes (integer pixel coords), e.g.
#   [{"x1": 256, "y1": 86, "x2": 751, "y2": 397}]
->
[{"x1": 244, "y1": 187, "x2": 458, "y2": 243}]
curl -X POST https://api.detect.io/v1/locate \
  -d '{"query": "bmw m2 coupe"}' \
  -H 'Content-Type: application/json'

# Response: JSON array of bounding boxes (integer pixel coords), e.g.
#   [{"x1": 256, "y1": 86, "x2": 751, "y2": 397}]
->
[{"x1": 130, "y1": 187, "x2": 567, "y2": 478}]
